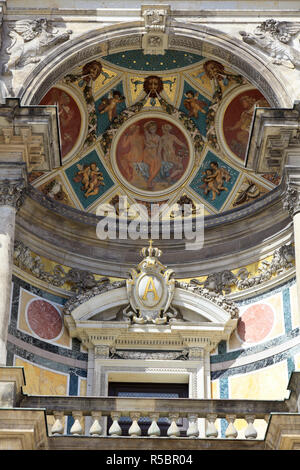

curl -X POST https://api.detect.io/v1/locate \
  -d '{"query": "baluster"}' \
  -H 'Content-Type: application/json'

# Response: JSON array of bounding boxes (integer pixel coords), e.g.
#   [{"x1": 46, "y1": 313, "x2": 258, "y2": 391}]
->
[
  {"x1": 147, "y1": 413, "x2": 160, "y2": 438},
  {"x1": 89, "y1": 411, "x2": 103, "y2": 437},
  {"x1": 225, "y1": 414, "x2": 238, "y2": 439},
  {"x1": 205, "y1": 413, "x2": 218, "y2": 438},
  {"x1": 129, "y1": 412, "x2": 141, "y2": 437},
  {"x1": 186, "y1": 414, "x2": 199, "y2": 438},
  {"x1": 244, "y1": 415, "x2": 257, "y2": 439},
  {"x1": 51, "y1": 411, "x2": 65, "y2": 436},
  {"x1": 70, "y1": 411, "x2": 83, "y2": 436},
  {"x1": 109, "y1": 412, "x2": 122, "y2": 437},
  {"x1": 167, "y1": 413, "x2": 180, "y2": 438}
]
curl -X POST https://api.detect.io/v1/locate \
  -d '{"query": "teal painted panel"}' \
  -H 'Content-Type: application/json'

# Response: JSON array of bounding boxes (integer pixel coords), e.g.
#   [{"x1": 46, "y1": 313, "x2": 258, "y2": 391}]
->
[
  {"x1": 102, "y1": 50, "x2": 204, "y2": 71},
  {"x1": 189, "y1": 151, "x2": 239, "y2": 211},
  {"x1": 95, "y1": 81, "x2": 126, "y2": 136},
  {"x1": 65, "y1": 149, "x2": 114, "y2": 209},
  {"x1": 179, "y1": 81, "x2": 211, "y2": 136}
]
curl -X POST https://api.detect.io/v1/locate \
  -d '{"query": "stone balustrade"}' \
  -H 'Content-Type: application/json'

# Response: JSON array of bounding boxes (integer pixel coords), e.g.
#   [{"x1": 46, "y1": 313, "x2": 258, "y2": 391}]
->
[
  {"x1": 1, "y1": 368, "x2": 300, "y2": 449},
  {"x1": 19, "y1": 394, "x2": 289, "y2": 440}
]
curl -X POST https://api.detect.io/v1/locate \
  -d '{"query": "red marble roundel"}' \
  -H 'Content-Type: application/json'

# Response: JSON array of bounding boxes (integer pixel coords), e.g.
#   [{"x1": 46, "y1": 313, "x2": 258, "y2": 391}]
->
[
  {"x1": 27, "y1": 299, "x2": 63, "y2": 340},
  {"x1": 237, "y1": 303, "x2": 274, "y2": 343}
]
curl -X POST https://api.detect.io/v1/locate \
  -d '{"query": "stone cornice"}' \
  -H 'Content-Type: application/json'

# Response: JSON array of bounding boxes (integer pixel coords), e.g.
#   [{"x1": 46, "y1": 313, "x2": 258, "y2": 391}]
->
[
  {"x1": 15, "y1": 184, "x2": 292, "y2": 278},
  {"x1": 0, "y1": 99, "x2": 61, "y2": 172}
]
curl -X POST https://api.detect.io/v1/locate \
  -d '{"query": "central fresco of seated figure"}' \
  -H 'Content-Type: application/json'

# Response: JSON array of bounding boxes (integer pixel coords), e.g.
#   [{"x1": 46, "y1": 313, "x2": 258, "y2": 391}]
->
[{"x1": 115, "y1": 116, "x2": 190, "y2": 193}]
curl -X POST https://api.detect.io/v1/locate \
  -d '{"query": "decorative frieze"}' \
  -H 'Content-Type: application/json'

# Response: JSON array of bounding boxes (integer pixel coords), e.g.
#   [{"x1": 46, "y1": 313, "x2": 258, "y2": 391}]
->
[
  {"x1": 189, "y1": 244, "x2": 295, "y2": 295},
  {"x1": 14, "y1": 240, "x2": 123, "y2": 295},
  {"x1": 109, "y1": 348, "x2": 189, "y2": 360}
]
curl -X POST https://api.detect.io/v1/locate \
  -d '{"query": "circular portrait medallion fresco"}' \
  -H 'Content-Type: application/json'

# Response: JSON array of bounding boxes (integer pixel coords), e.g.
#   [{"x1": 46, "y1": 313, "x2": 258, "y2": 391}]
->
[
  {"x1": 113, "y1": 115, "x2": 192, "y2": 196},
  {"x1": 222, "y1": 89, "x2": 270, "y2": 161},
  {"x1": 40, "y1": 86, "x2": 83, "y2": 161}
]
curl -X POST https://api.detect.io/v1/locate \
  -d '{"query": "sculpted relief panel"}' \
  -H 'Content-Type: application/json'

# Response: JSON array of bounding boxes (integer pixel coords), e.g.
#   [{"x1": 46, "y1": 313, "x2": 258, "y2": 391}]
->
[
  {"x1": 240, "y1": 20, "x2": 300, "y2": 69},
  {"x1": 2, "y1": 19, "x2": 72, "y2": 76}
]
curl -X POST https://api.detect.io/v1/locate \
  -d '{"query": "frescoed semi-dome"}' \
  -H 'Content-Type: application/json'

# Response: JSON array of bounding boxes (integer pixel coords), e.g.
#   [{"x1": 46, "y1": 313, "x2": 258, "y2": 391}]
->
[{"x1": 30, "y1": 49, "x2": 277, "y2": 218}]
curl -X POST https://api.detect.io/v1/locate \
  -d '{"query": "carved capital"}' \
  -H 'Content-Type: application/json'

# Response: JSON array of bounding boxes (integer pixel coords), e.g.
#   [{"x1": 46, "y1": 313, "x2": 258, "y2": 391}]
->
[
  {"x1": 188, "y1": 347, "x2": 204, "y2": 361},
  {"x1": 282, "y1": 184, "x2": 300, "y2": 217},
  {"x1": 0, "y1": 179, "x2": 26, "y2": 209},
  {"x1": 94, "y1": 345, "x2": 110, "y2": 359}
]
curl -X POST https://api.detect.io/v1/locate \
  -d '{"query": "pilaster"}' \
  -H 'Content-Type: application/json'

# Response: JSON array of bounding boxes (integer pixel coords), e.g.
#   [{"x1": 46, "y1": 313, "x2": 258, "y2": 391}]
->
[
  {"x1": 282, "y1": 170, "x2": 300, "y2": 324},
  {"x1": 0, "y1": 98, "x2": 61, "y2": 364}
]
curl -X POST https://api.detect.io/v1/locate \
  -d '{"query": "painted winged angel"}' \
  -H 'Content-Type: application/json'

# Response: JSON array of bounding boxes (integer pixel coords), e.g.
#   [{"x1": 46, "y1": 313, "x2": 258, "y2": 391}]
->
[
  {"x1": 240, "y1": 20, "x2": 300, "y2": 69},
  {"x1": 3, "y1": 18, "x2": 71, "y2": 75},
  {"x1": 98, "y1": 90, "x2": 125, "y2": 121}
]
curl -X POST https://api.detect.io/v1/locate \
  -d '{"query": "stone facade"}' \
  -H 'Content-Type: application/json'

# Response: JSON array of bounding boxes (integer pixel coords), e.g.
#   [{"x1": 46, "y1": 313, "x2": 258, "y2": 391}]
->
[{"x1": 1, "y1": 0, "x2": 300, "y2": 450}]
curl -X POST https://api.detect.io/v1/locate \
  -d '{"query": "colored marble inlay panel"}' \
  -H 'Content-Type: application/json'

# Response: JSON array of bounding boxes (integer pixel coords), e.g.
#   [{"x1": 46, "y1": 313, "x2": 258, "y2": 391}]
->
[
  {"x1": 26, "y1": 299, "x2": 63, "y2": 340},
  {"x1": 189, "y1": 150, "x2": 239, "y2": 210},
  {"x1": 289, "y1": 282, "x2": 300, "y2": 330},
  {"x1": 237, "y1": 303, "x2": 274, "y2": 343},
  {"x1": 15, "y1": 358, "x2": 68, "y2": 396},
  {"x1": 102, "y1": 50, "x2": 204, "y2": 71},
  {"x1": 229, "y1": 361, "x2": 288, "y2": 400},
  {"x1": 17, "y1": 288, "x2": 71, "y2": 348},
  {"x1": 65, "y1": 149, "x2": 114, "y2": 209}
]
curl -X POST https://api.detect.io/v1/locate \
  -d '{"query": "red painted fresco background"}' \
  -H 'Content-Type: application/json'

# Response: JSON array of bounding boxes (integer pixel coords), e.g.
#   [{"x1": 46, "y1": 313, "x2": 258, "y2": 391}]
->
[{"x1": 40, "y1": 87, "x2": 82, "y2": 159}]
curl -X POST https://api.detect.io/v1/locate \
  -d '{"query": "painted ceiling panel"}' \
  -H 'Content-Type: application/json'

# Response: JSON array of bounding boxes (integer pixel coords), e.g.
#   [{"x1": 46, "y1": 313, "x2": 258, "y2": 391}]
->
[{"x1": 32, "y1": 49, "x2": 278, "y2": 217}]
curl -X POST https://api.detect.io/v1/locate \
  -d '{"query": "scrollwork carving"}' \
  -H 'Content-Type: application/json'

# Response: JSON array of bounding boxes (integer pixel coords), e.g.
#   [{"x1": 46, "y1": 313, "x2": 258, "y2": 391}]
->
[
  {"x1": 14, "y1": 240, "x2": 115, "y2": 294},
  {"x1": 142, "y1": 8, "x2": 169, "y2": 32},
  {"x1": 190, "y1": 244, "x2": 295, "y2": 295},
  {"x1": 175, "y1": 280, "x2": 239, "y2": 319}
]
